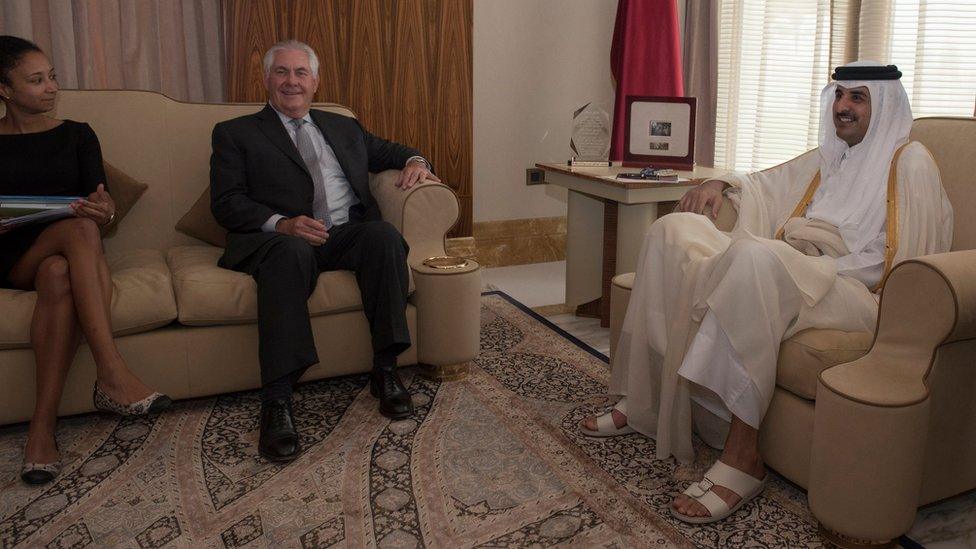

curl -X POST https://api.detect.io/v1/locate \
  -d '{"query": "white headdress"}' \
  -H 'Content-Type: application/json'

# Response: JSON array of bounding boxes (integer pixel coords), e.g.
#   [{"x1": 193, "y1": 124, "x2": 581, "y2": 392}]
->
[{"x1": 805, "y1": 60, "x2": 913, "y2": 254}]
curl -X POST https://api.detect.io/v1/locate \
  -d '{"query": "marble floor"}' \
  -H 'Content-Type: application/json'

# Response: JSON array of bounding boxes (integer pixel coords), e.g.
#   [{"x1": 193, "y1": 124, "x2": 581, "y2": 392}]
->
[
  {"x1": 911, "y1": 491, "x2": 976, "y2": 548},
  {"x1": 480, "y1": 260, "x2": 568, "y2": 308},
  {"x1": 482, "y1": 260, "x2": 610, "y2": 356},
  {"x1": 544, "y1": 313, "x2": 610, "y2": 357},
  {"x1": 482, "y1": 261, "x2": 976, "y2": 549}
]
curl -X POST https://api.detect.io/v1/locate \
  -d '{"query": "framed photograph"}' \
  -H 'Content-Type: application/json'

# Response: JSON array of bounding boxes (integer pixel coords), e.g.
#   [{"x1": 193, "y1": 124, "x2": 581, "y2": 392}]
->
[{"x1": 623, "y1": 96, "x2": 697, "y2": 169}]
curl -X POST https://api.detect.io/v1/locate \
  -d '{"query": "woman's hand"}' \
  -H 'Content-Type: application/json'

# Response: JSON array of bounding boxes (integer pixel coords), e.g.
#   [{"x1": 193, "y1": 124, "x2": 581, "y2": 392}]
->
[
  {"x1": 677, "y1": 179, "x2": 728, "y2": 218},
  {"x1": 71, "y1": 184, "x2": 116, "y2": 226}
]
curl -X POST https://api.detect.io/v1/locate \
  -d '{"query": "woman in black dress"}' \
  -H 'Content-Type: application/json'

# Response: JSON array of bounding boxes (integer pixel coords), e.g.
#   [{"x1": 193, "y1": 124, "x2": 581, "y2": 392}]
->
[{"x1": 0, "y1": 36, "x2": 171, "y2": 485}]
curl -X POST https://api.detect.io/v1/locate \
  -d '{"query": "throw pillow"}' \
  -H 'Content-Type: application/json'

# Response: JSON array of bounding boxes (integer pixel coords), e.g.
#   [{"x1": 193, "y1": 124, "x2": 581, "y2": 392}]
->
[
  {"x1": 175, "y1": 186, "x2": 227, "y2": 248},
  {"x1": 102, "y1": 162, "x2": 148, "y2": 237}
]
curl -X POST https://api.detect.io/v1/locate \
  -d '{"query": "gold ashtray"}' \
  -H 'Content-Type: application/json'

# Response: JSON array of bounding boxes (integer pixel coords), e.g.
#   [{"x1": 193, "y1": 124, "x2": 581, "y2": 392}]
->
[{"x1": 422, "y1": 256, "x2": 469, "y2": 269}]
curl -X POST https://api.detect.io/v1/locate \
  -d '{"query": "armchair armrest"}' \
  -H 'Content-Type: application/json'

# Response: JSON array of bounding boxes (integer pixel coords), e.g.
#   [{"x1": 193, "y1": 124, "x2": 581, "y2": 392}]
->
[
  {"x1": 712, "y1": 200, "x2": 738, "y2": 232},
  {"x1": 819, "y1": 250, "x2": 976, "y2": 405},
  {"x1": 660, "y1": 192, "x2": 738, "y2": 232},
  {"x1": 369, "y1": 170, "x2": 460, "y2": 266},
  {"x1": 809, "y1": 250, "x2": 976, "y2": 543}
]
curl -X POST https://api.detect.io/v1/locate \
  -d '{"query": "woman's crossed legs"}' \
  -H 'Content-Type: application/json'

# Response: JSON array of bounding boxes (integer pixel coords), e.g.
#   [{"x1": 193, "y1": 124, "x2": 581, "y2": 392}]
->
[{"x1": 9, "y1": 218, "x2": 156, "y2": 464}]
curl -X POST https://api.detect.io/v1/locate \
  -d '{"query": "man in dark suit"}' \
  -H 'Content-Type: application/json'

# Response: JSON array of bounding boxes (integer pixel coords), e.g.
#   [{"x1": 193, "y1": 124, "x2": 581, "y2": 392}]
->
[{"x1": 210, "y1": 40, "x2": 440, "y2": 462}]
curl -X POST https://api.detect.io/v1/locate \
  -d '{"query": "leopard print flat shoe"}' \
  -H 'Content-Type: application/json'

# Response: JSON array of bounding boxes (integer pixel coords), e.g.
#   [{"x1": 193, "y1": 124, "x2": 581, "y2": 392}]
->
[
  {"x1": 21, "y1": 437, "x2": 61, "y2": 486},
  {"x1": 93, "y1": 383, "x2": 172, "y2": 417},
  {"x1": 20, "y1": 459, "x2": 61, "y2": 485}
]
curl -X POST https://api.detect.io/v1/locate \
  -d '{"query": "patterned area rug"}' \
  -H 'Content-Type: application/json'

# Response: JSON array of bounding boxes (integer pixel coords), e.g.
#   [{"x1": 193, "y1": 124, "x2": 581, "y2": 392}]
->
[{"x1": 1, "y1": 292, "x2": 828, "y2": 548}]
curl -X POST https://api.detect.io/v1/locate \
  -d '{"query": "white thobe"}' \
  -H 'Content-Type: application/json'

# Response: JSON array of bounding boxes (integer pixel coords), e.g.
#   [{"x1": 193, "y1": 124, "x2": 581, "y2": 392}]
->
[
  {"x1": 610, "y1": 142, "x2": 952, "y2": 463},
  {"x1": 679, "y1": 152, "x2": 876, "y2": 432}
]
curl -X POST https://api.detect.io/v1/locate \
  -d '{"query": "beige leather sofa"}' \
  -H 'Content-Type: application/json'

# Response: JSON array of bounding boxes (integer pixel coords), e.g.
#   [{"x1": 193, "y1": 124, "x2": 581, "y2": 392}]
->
[
  {"x1": 0, "y1": 90, "x2": 481, "y2": 426},
  {"x1": 610, "y1": 117, "x2": 976, "y2": 547}
]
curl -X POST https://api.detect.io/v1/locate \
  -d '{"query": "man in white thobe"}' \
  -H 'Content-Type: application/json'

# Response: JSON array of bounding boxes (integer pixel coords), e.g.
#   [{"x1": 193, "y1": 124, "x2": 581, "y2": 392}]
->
[{"x1": 581, "y1": 61, "x2": 953, "y2": 523}]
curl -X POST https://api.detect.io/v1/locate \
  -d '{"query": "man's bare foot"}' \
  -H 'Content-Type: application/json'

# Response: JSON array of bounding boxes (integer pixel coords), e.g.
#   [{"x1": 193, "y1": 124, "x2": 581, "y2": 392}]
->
[
  {"x1": 581, "y1": 408, "x2": 628, "y2": 432},
  {"x1": 671, "y1": 452, "x2": 765, "y2": 519},
  {"x1": 96, "y1": 364, "x2": 154, "y2": 406}
]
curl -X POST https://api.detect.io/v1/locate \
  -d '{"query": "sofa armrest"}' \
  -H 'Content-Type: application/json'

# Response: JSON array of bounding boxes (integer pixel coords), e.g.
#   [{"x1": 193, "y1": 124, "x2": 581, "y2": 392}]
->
[
  {"x1": 808, "y1": 250, "x2": 976, "y2": 543},
  {"x1": 369, "y1": 170, "x2": 459, "y2": 266}
]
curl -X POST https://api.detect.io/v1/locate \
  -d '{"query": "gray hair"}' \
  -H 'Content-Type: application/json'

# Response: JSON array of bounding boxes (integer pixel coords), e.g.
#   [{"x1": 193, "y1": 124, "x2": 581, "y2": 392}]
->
[{"x1": 262, "y1": 40, "x2": 319, "y2": 76}]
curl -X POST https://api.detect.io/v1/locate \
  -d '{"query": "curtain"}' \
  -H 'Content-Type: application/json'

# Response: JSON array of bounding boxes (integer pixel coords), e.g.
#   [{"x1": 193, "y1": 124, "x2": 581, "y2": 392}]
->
[
  {"x1": 609, "y1": 0, "x2": 684, "y2": 162},
  {"x1": 709, "y1": 0, "x2": 975, "y2": 172},
  {"x1": 714, "y1": 0, "x2": 834, "y2": 173},
  {"x1": 858, "y1": 0, "x2": 976, "y2": 118},
  {"x1": 0, "y1": 0, "x2": 224, "y2": 103},
  {"x1": 682, "y1": 0, "x2": 718, "y2": 168}
]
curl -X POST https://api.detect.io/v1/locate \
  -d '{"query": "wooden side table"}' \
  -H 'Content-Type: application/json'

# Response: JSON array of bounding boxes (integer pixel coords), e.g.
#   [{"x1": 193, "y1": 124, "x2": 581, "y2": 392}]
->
[{"x1": 536, "y1": 163, "x2": 728, "y2": 326}]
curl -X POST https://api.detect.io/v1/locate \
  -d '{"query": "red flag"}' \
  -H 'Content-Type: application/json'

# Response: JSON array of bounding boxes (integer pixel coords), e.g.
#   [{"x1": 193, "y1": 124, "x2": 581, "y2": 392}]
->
[{"x1": 609, "y1": 0, "x2": 684, "y2": 161}]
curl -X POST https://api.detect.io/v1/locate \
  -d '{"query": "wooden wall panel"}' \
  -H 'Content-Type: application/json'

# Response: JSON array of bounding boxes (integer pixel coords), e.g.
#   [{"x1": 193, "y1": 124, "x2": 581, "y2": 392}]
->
[
  {"x1": 224, "y1": 0, "x2": 473, "y2": 237},
  {"x1": 224, "y1": 0, "x2": 284, "y2": 104}
]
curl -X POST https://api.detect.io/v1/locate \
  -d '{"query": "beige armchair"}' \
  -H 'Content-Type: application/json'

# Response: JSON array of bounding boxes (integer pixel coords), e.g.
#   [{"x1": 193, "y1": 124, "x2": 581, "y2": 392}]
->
[{"x1": 609, "y1": 117, "x2": 976, "y2": 546}]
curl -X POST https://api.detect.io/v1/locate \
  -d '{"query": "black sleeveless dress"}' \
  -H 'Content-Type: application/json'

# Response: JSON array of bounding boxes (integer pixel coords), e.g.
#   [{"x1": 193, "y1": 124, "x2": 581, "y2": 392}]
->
[{"x1": 0, "y1": 120, "x2": 106, "y2": 287}]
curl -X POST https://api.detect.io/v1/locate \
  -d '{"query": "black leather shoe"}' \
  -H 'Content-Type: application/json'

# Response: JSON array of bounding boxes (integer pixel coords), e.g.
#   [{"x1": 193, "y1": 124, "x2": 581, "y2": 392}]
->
[
  {"x1": 369, "y1": 368, "x2": 414, "y2": 419},
  {"x1": 258, "y1": 398, "x2": 301, "y2": 462}
]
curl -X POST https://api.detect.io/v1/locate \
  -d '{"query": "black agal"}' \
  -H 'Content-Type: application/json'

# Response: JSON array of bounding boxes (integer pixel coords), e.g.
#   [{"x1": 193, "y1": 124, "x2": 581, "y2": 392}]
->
[{"x1": 832, "y1": 64, "x2": 902, "y2": 81}]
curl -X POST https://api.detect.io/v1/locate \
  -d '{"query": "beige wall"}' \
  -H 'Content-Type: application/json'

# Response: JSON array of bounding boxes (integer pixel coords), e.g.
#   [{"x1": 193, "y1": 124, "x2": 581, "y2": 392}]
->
[{"x1": 473, "y1": 0, "x2": 618, "y2": 222}]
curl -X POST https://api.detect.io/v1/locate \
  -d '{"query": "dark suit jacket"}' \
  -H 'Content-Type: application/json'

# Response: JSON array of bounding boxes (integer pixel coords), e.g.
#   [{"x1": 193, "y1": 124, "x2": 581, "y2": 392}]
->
[{"x1": 210, "y1": 104, "x2": 421, "y2": 269}]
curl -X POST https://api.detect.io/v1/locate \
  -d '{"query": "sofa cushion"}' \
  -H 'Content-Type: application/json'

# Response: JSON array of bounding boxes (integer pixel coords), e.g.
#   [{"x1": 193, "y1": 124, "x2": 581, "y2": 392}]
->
[
  {"x1": 167, "y1": 246, "x2": 415, "y2": 326},
  {"x1": 0, "y1": 249, "x2": 178, "y2": 350},
  {"x1": 175, "y1": 187, "x2": 227, "y2": 247},
  {"x1": 775, "y1": 329, "x2": 874, "y2": 400}
]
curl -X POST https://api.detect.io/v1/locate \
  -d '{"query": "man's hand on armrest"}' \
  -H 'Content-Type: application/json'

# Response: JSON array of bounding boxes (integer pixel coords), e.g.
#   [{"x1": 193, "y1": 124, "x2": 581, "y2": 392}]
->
[
  {"x1": 276, "y1": 215, "x2": 329, "y2": 246},
  {"x1": 395, "y1": 157, "x2": 441, "y2": 190},
  {"x1": 677, "y1": 179, "x2": 729, "y2": 219}
]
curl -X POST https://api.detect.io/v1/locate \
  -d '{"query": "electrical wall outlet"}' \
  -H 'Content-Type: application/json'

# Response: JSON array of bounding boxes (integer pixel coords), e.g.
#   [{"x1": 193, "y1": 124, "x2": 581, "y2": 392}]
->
[{"x1": 525, "y1": 168, "x2": 546, "y2": 185}]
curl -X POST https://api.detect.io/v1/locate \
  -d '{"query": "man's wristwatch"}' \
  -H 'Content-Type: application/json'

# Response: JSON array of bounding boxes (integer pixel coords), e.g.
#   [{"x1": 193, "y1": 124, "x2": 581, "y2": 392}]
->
[{"x1": 408, "y1": 157, "x2": 431, "y2": 172}]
